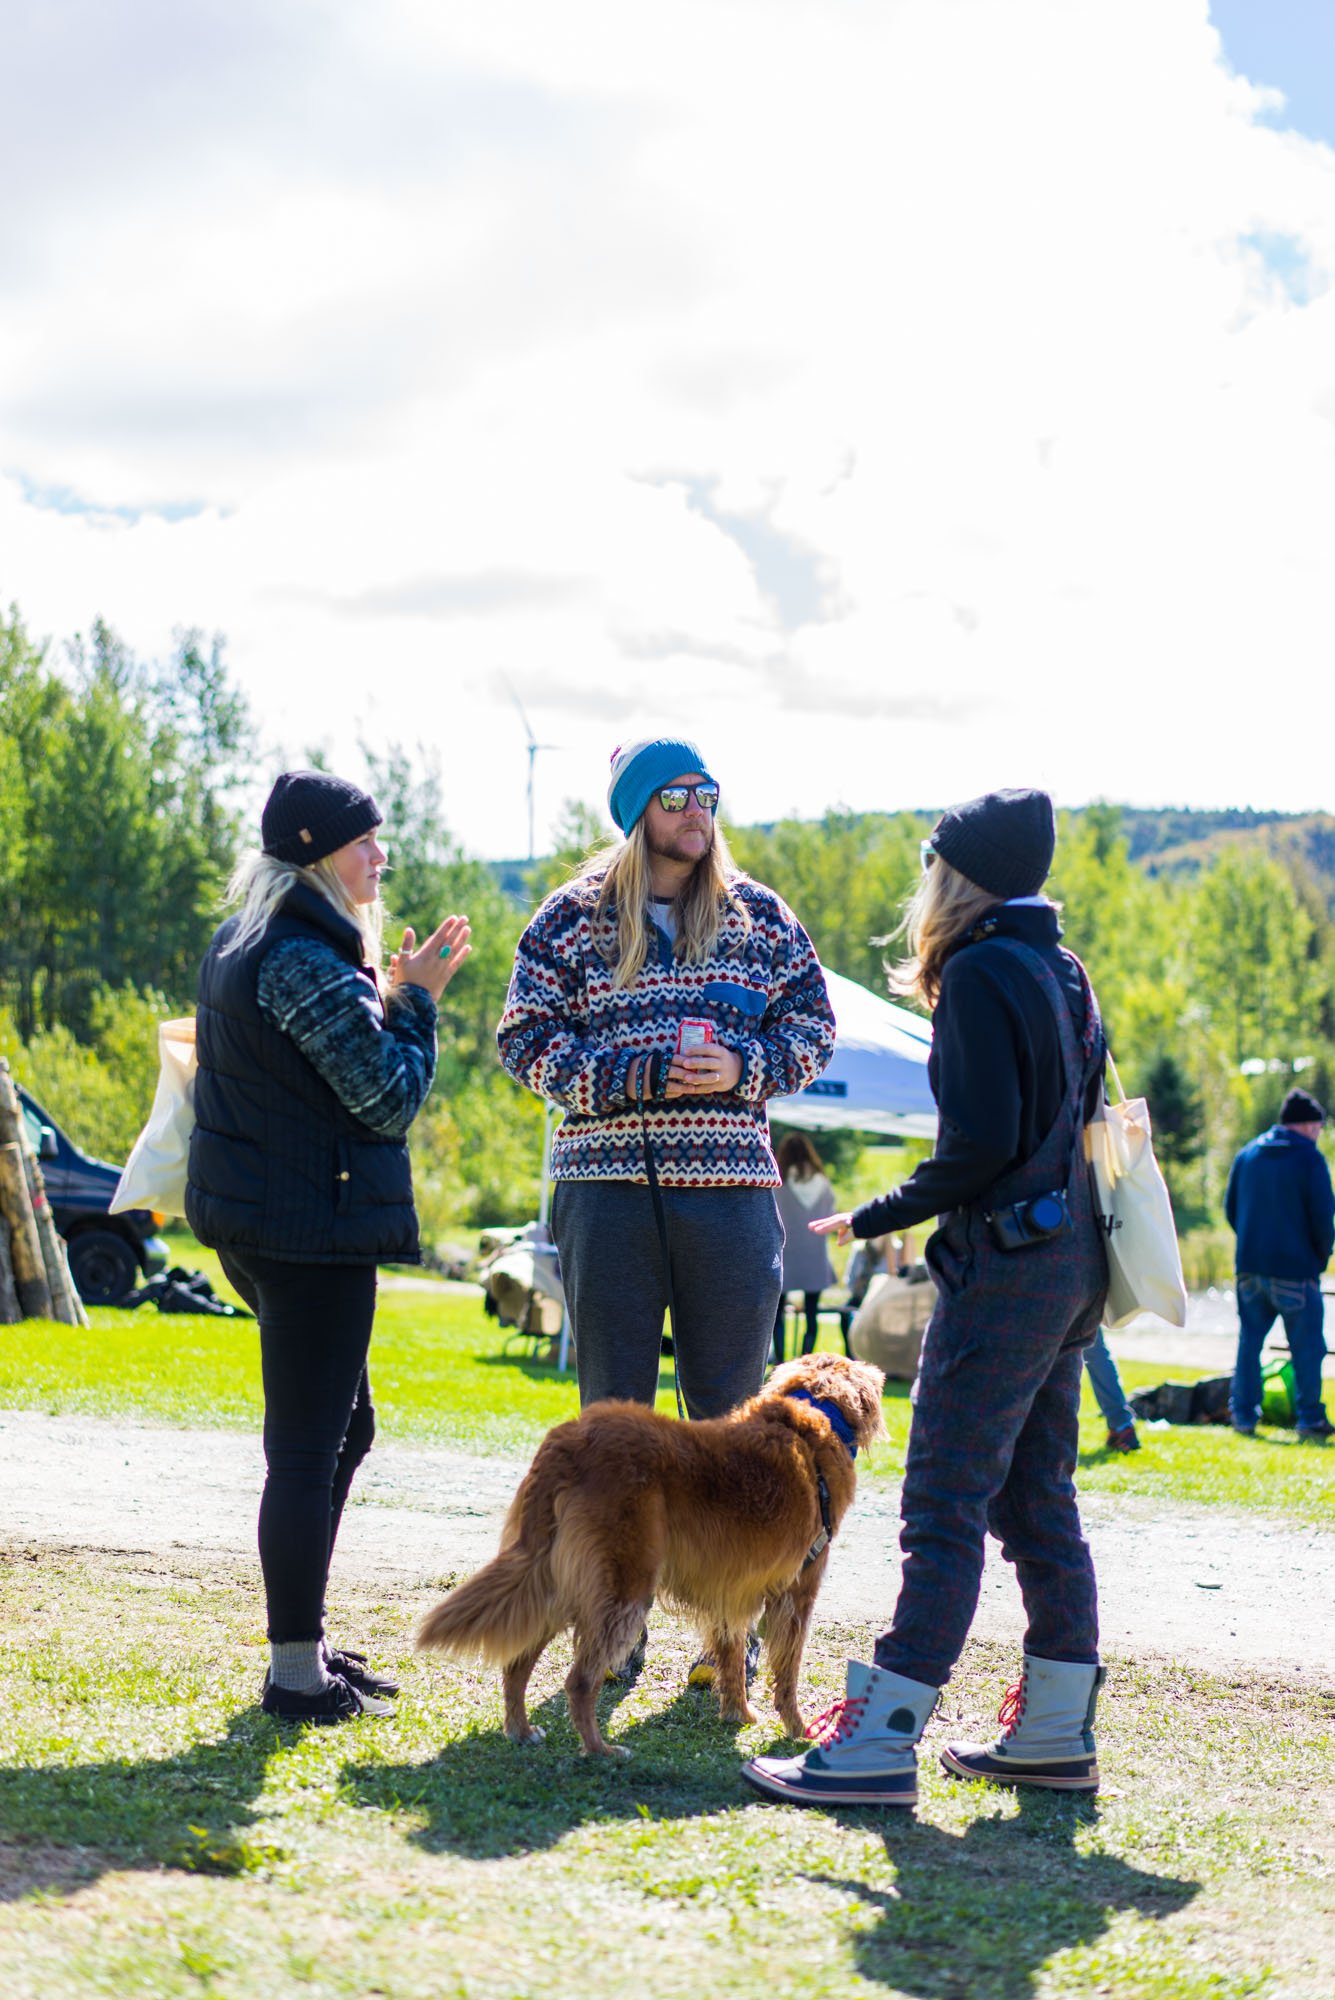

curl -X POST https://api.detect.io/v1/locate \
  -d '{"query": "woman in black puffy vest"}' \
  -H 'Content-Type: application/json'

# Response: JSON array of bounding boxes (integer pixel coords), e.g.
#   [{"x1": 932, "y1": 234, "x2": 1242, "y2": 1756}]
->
[{"x1": 187, "y1": 769, "x2": 471, "y2": 1723}]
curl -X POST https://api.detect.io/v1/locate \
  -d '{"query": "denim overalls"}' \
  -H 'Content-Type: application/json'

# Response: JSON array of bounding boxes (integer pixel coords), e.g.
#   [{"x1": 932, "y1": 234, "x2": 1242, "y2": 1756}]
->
[{"x1": 874, "y1": 939, "x2": 1110, "y2": 1688}]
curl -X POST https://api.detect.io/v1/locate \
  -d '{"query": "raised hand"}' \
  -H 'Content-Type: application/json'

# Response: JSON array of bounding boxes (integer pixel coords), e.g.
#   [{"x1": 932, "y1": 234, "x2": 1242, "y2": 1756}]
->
[{"x1": 389, "y1": 915, "x2": 473, "y2": 1001}]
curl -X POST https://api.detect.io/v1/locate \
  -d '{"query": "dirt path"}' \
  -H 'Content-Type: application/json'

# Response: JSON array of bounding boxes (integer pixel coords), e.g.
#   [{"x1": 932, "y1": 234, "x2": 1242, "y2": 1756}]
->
[{"x1": 3, "y1": 1406, "x2": 1330, "y2": 1682}]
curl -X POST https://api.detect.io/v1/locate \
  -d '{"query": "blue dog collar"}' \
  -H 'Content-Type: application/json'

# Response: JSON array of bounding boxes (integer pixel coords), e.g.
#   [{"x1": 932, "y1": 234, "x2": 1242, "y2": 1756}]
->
[{"x1": 786, "y1": 1388, "x2": 858, "y2": 1459}]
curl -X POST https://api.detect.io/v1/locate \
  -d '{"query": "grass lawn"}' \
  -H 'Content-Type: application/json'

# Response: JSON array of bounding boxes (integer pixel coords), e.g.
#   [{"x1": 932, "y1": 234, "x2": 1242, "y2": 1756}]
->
[
  {"x1": 0, "y1": 1548, "x2": 1331, "y2": 2000},
  {"x1": 4, "y1": 1249, "x2": 1334, "y2": 1523}
]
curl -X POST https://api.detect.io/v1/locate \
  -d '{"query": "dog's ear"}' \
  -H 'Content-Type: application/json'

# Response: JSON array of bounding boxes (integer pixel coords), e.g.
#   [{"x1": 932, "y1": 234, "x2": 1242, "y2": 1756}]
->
[{"x1": 824, "y1": 1354, "x2": 888, "y2": 1447}]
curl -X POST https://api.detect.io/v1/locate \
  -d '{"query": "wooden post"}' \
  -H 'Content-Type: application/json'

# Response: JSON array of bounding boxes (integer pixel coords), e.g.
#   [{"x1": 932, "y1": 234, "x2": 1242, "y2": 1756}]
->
[
  {"x1": 20, "y1": 1146, "x2": 87, "y2": 1327},
  {"x1": 0, "y1": 1061, "x2": 88, "y2": 1327},
  {"x1": 0, "y1": 1213, "x2": 22, "y2": 1324},
  {"x1": 0, "y1": 1139, "x2": 52, "y2": 1320}
]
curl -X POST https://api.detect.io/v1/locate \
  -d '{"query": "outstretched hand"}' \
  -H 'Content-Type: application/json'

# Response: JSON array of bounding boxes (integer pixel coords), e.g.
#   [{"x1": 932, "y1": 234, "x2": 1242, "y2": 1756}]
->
[
  {"x1": 809, "y1": 1210, "x2": 855, "y2": 1247},
  {"x1": 389, "y1": 914, "x2": 472, "y2": 1001}
]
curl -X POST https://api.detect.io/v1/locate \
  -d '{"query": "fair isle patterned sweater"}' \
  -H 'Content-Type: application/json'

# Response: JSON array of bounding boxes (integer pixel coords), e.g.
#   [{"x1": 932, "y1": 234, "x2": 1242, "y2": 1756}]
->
[{"x1": 497, "y1": 871, "x2": 836, "y2": 1187}]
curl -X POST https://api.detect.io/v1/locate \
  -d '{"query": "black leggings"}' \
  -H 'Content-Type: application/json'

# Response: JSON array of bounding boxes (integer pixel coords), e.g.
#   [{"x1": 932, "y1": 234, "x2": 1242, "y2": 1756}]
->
[
  {"x1": 773, "y1": 1290, "x2": 823, "y2": 1364},
  {"x1": 220, "y1": 1249, "x2": 377, "y2": 1643}
]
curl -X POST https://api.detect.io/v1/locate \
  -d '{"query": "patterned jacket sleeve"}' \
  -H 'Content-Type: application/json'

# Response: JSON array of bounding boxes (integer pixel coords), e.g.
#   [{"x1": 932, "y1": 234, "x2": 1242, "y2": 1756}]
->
[
  {"x1": 496, "y1": 896, "x2": 633, "y2": 1114},
  {"x1": 734, "y1": 902, "x2": 837, "y2": 1104},
  {"x1": 257, "y1": 937, "x2": 438, "y2": 1138}
]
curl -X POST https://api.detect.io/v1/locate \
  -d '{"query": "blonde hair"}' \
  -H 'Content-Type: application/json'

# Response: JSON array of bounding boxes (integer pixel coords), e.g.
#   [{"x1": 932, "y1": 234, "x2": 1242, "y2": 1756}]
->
[
  {"x1": 886, "y1": 855, "x2": 1001, "y2": 1010},
  {"x1": 220, "y1": 850, "x2": 384, "y2": 975},
  {"x1": 578, "y1": 817, "x2": 752, "y2": 989}
]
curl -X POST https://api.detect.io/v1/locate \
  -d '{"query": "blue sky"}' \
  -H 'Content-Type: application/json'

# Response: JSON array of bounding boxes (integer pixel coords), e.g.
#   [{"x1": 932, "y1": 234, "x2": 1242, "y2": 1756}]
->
[{"x1": 1212, "y1": 2, "x2": 1335, "y2": 148}]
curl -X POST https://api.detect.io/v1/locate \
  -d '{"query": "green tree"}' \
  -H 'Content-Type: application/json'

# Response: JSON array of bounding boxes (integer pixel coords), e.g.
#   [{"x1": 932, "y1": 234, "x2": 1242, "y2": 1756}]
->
[{"x1": 727, "y1": 809, "x2": 926, "y2": 993}]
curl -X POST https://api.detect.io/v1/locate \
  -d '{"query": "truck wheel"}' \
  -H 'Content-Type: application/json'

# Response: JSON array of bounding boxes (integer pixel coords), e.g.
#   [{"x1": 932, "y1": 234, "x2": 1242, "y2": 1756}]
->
[{"x1": 67, "y1": 1231, "x2": 139, "y2": 1307}]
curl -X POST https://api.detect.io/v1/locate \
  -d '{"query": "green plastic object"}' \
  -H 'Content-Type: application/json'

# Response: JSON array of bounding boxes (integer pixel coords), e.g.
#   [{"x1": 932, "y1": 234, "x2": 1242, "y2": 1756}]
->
[{"x1": 1260, "y1": 1356, "x2": 1296, "y2": 1426}]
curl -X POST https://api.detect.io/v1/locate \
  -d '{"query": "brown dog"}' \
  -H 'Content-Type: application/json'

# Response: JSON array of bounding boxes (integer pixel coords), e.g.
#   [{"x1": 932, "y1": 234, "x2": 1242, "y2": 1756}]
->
[{"x1": 417, "y1": 1350, "x2": 886, "y2": 1756}]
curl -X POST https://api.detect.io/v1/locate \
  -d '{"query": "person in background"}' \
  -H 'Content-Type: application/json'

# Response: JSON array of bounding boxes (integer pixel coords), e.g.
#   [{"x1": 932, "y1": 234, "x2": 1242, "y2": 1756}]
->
[
  {"x1": 1084, "y1": 1328, "x2": 1139, "y2": 1452},
  {"x1": 187, "y1": 770, "x2": 472, "y2": 1723},
  {"x1": 743, "y1": 787, "x2": 1111, "y2": 1810},
  {"x1": 773, "y1": 1131, "x2": 837, "y2": 1362},
  {"x1": 1224, "y1": 1087, "x2": 1334, "y2": 1441}
]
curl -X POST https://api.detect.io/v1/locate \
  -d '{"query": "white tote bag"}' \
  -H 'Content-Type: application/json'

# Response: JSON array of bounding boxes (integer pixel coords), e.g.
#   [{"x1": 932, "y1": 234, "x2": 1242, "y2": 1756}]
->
[
  {"x1": 110, "y1": 1017, "x2": 197, "y2": 1218},
  {"x1": 1084, "y1": 1053, "x2": 1188, "y2": 1328}
]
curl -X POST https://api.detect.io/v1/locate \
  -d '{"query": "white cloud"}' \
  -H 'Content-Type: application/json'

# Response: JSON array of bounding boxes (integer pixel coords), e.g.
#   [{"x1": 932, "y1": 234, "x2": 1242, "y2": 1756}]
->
[{"x1": 3, "y1": 0, "x2": 1335, "y2": 855}]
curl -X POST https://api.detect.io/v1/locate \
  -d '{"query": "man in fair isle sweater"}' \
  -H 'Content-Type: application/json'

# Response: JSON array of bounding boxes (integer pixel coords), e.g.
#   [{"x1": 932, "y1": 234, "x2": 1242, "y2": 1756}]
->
[{"x1": 498, "y1": 736, "x2": 835, "y2": 1433}]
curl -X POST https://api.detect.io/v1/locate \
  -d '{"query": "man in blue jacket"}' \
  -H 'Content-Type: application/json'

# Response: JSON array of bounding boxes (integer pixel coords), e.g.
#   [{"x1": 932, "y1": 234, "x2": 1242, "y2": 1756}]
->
[{"x1": 1225, "y1": 1088, "x2": 1335, "y2": 1439}]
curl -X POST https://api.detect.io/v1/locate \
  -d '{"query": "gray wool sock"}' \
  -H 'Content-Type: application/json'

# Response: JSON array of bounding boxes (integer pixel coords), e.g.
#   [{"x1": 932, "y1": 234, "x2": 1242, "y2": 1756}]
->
[{"x1": 269, "y1": 1640, "x2": 334, "y2": 1695}]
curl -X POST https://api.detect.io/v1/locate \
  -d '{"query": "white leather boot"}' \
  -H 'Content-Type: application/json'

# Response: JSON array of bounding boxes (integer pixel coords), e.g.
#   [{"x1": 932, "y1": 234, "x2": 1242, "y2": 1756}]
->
[
  {"x1": 941, "y1": 1656, "x2": 1104, "y2": 1793},
  {"x1": 741, "y1": 1660, "x2": 939, "y2": 1808}
]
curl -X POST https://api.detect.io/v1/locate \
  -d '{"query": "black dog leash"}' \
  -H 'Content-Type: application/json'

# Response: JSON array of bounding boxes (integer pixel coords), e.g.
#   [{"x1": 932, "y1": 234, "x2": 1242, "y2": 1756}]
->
[{"x1": 635, "y1": 1053, "x2": 687, "y2": 1421}]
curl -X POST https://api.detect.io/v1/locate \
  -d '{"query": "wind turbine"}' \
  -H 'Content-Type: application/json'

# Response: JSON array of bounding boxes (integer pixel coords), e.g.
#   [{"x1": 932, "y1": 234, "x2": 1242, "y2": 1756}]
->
[{"x1": 506, "y1": 682, "x2": 560, "y2": 861}]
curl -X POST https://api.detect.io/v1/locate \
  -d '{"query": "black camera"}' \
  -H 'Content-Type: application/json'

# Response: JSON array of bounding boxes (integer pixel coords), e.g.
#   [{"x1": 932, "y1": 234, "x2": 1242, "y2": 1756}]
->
[{"x1": 985, "y1": 1188, "x2": 1074, "y2": 1253}]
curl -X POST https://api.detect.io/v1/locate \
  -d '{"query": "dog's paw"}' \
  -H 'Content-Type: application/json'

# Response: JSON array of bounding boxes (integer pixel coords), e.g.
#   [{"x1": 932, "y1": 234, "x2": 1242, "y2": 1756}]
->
[
  {"x1": 581, "y1": 1741, "x2": 632, "y2": 1760},
  {"x1": 719, "y1": 1701, "x2": 760, "y2": 1726},
  {"x1": 506, "y1": 1723, "x2": 546, "y2": 1747},
  {"x1": 776, "y1": 1709, "x2": 806, "y2": 1739}
]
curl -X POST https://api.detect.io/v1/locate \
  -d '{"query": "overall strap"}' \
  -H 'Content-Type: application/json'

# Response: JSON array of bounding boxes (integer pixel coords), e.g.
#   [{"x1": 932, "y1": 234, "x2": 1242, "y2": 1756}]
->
[{"x1": 974, "y1": 935, "x2": 1100, "y2": 1190}]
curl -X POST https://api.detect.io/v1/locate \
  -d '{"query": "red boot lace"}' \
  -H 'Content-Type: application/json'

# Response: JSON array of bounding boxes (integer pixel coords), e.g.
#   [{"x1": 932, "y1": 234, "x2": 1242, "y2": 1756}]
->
[
  {"x1": 804, "y1": 1696, "x2": 867, "y2": 1745},
  {"x1": 997, "y1": 1678, "x2": 1026, "y2": 1737}
]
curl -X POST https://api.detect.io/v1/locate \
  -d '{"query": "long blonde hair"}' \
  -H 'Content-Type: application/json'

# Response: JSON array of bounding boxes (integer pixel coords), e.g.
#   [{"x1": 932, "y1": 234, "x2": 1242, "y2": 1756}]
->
[
  {"x1": 579, "y1": 817, "x2": 752, "y2": 989},
  {"x1": 220, "y1": 850, "x2": 385, "y2": 974},
  {"x1": 887, "y1": 854, "x2": 1000, "y2": 1010}
]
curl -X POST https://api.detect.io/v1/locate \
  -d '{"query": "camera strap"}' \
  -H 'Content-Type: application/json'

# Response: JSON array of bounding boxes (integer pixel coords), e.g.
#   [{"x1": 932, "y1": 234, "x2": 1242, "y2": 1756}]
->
[{"x1": 635, "y1": 1055, "x2": 687, "y2": 1422}]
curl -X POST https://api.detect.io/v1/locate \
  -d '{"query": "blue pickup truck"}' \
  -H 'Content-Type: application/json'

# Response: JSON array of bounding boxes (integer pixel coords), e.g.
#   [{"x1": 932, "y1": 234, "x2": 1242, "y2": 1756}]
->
[{"x1": 15, "y1": 1085, "x2": 169, "y2": 1306}]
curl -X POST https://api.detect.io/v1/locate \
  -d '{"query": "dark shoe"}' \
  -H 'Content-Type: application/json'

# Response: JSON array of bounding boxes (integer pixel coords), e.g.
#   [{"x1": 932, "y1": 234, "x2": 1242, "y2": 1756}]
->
[
  {"x1": 604, "y1": 1624, "x2": 649, "y2": 1685},
  {"x1": 1296, "y1": 1417, "x2": 1335, "y2": 1442},
  {"x1": 326, "y1": 1648, "x2": 399, "y2": 1697},
  {"x1": 688, "y1": 1630, "x2": 762, "y2": 1690},
  {"x1": 261, "y1": 1673, "x2": 392, "y2": 1723},
  {"x1": 1231, "y1": 1419, "x2": 1257, "y2": 1437},
  {"x1": 1105, "y1": 1426, "x2": 1140, "y2": 1453}
]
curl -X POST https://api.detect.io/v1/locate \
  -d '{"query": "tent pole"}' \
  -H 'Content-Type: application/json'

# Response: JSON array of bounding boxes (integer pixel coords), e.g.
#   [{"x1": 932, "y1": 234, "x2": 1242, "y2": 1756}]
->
[{"x1": 537, "y1": 1100, "x2": 555, "y2": 1229}]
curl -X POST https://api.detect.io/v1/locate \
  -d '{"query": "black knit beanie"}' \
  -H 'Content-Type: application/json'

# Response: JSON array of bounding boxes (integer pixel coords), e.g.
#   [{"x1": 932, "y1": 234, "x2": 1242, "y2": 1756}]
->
[
  {"x1": 928, "y1": 788, "x2": 1056, "y2": 900},
  {"x1": 1280, "y1": 1087, "x2": 1326, "y2": 1126},
  {"x1": 260, "y1": 769, "x2": 382, "y2": 865}
]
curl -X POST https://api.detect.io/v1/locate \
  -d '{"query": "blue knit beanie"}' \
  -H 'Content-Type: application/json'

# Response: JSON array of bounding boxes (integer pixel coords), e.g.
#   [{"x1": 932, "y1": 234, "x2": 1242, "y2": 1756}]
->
[{"x1": 607, "y1": 737, "x2": 714, "y2": 833}]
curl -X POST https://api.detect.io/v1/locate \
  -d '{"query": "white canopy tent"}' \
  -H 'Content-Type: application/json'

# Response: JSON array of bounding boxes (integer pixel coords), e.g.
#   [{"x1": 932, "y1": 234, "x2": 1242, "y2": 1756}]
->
[{"x1": 770, "y1": 968, "x2": 936, "y2": 1138}]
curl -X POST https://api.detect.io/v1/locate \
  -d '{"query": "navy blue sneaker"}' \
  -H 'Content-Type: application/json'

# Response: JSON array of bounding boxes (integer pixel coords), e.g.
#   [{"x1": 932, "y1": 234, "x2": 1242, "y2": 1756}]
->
[
  {"x1": 688, "y1": 1630, "x2": 762, "y2": 1690},
  {"x1": 604, "y1": 1624, "x2": 649, "y2": 1685}
]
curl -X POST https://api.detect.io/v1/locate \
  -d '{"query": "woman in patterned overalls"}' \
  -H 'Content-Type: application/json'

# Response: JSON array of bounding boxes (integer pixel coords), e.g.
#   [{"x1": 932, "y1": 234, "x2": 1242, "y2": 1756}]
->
[{"x1": 744, "y1": 788, "x2": 1111, "y2": 1809}]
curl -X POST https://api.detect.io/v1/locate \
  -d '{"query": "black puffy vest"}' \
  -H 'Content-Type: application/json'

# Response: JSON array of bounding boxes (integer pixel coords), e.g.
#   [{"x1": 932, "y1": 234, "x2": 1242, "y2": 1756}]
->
[{"x1": 186, "y1": 882, "x2": 420, "y2": 1265}]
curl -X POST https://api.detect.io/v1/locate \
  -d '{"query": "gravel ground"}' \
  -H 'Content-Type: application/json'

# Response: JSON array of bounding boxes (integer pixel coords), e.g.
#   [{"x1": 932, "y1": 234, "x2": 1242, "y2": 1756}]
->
[{"x1": 2, "y1": 1402, "x2": 1330, "y2": 1682}]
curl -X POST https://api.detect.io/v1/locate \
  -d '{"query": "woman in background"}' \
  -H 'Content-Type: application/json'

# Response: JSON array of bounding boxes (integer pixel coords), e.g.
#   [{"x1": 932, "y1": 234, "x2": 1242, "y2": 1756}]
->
[
  {"x1": 772, "y1": 1131, "x2": 837, "y2": 1361},
  {"x1": 187, "y1": 769, "x2": 471, "y2": 1724}
]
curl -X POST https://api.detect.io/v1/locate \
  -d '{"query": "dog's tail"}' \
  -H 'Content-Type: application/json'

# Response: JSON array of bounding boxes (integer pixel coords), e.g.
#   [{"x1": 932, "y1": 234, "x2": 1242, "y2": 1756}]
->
[{"x1": 417, "y1": 1483, "x2": 556, "y2": 1666}]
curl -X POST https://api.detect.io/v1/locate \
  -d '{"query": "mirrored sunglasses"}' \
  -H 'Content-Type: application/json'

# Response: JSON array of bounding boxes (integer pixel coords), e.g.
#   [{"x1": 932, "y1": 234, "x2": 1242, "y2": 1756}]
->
[
  {"x1": 920, "y1": 836, "x2": 938, "y2": 872},
  {"x1": 658, "y1": 783, "x2": 720, "y2": 814}
]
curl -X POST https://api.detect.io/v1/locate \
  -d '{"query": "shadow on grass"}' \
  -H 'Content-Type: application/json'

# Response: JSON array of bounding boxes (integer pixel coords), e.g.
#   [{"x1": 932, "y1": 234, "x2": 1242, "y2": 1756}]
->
[
  {"x1": 0, "y1": 1710, "x2": 290, "y2": 1901},
  {"x1": 341, "y1": 1687, "x2": 759, "y2": 1857},
  {"x1": 816, "y1": 1790, "x2": 1200, "y2": 1999}
]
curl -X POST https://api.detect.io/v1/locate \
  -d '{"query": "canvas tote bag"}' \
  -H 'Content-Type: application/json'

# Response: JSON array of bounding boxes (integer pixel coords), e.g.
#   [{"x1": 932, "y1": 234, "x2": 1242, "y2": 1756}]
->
[
  {"x1": 1085, "y1": 1052, "x2": 1188, "y2": 1328},
  {"x1": 110, "y1": 1017, "x2": 197, "y2": 1218}
]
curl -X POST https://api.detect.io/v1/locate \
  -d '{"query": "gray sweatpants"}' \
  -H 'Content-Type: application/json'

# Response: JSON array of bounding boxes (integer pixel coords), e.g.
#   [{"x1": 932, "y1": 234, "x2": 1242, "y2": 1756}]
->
[{"x1": 551, "y1": 1180, "x2": 783, "y2": 1419}]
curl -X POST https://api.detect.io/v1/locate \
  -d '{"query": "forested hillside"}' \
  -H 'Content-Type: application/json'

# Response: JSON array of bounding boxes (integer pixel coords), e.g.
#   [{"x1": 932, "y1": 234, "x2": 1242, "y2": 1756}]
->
[{"x1": 3, "y1": 601, "x2": 1331, "y2": 1241}]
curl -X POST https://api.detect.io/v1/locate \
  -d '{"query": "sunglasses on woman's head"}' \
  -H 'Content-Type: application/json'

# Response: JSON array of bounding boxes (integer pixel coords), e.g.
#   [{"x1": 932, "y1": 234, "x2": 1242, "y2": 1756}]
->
[{"x1": 658, "y1": 783, "x2": 720, "y2": 814}]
